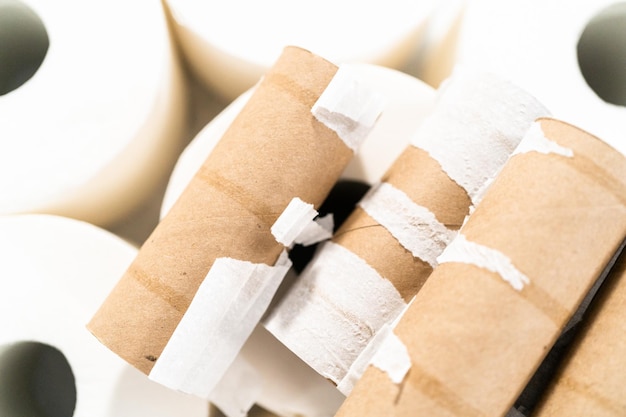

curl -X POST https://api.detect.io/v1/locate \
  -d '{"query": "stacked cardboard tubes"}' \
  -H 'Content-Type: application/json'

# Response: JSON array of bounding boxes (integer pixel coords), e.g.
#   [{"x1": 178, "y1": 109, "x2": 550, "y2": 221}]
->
[
  {"x1": 3, "y1": 1, "x2": 626, "y2": 416},
  {"x1": 264, "y1": 72, "x2": 549, "y2": 394},
  {"x1": 89, "y1": 46, "x2": 626, "y2": 417},
  {"x1": 335, "y1": 118, "x2": 626, "y2": 416}
]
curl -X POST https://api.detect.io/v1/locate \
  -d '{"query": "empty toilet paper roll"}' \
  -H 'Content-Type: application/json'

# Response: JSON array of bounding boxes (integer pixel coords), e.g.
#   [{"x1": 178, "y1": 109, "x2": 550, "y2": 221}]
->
[
  {"x1": 0, "y1": 214, "x2": 208, "y2": 417},
  {"x1": 88, "y1": 46, "x2": 385, "y2": 403},
  {"x1": 159, "y1": 65, "x2": 427, "y2": 417},
  {"x1": 161, "y1": 63, "x2": 436, "y2": 219},
  {"x1": 335, "y1": 118, "x2": 626, "y2": 417},
  {"x1": 0, "y1": 0, "x2": 186, "y2": 227},
  {"x1": 533, "y1": 250, "x2": 626, "y2": 416},
  {"x1": 157, "y1": 63, "x2": 435, "y2": 416},
  {"x1": 454, "y1": 0, "x2": 626, "y2": 154},
  {"x1": 163, "y1": 0, "x2": 438, "y2": 100},
  {"x1": 263, "y1": 71, "x2": 549, "y2": 393}
]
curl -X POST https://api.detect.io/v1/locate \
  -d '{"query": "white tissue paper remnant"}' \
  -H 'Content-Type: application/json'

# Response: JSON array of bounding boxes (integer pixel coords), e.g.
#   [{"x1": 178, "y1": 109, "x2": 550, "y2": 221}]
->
[
  {"x1": 437, "y1": 234, "x2": 530, "y2": 291},
  {"x1": 149, "y1": 250, "x2": 292, "y2": 399},
  {"x1": 369, "y1": 326, "x2": 411, "y2": 385},
  {"x1": 512, "y1": 122, "x2": 575, "y2": 158},
  {"x1": 294, "y1": 213, "x2": 334, "y2": 246},
  {"x1": 209, "y1": 356, "x2": 262, "y2": 417},
  {"x1": 312, "y1": 65, "x2": 386, "y2": 152},
  {"x1": 337, "y1": 322, "x2": 411, "y2": 395},
  {"x1": 472, "y1": 121, "x2": 575, "y2": 208},
  {"x1": 411, "y1": 71, "x2": 549, "y2": 205},
  {"x1": 271, "y1": 197, "x2": 319, "y2": 247},
  {"x1": 358, "y1": 182, "x2": 457, "y2": 268},
  {"x1": 264, "y1": 241, "x2": 406, "y2": 384}
]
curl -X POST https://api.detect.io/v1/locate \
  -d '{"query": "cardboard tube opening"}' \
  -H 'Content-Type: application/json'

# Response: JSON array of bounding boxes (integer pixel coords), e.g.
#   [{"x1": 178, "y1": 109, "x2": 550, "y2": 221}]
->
[
  {"x1": 0, "y1": 341, "x2": 77, "y2": 417},
  {"x1": 0, "y1": 0, "x2": 49, "y2": 96},
  {"x1": 577, "y1": 2, "x2": 626, "y2": 106}
]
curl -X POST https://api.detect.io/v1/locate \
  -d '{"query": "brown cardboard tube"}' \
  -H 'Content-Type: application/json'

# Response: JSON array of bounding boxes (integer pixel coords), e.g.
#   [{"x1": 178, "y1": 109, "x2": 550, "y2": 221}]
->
[
  {"x1": 335, "y1": 118, "x2": 626, "y2": 417},
  {"x1": 533, "y1": 246, "x2": 626, "y2": 416},
  {"x1": 334, "y1": 144, "x2": 470, "y2": 301},
  {"x1": 263, "y1": 72, "x2": 548, "y2": 390},
  {"x1": 87, "y1": 46, "x2": 354, "y2": 375}
]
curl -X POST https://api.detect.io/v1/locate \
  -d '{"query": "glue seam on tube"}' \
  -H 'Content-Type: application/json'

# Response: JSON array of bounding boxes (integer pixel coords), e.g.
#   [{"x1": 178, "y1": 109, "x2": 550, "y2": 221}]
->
[
  {"x1": 312, "y1": 65, "x2": 386, "y2": 152},
  {"x1": 512, "y1": 122, "x2": 575, "y2": 158},
  {"x1": 437, "y1": 234, "x2": 530, "y2": 291},
  {"x1": 410, "y1": 71, "x2": 549, "y2": 205},
  {"x1": 358, "y1": 182, "x2": 457, "y2": 268},
  {"x1": 149, "y1": 250, "x2": 292, "y2": 398},
  {"x1": 264, "y1": 241, "x2": 407, "y2": 384}
]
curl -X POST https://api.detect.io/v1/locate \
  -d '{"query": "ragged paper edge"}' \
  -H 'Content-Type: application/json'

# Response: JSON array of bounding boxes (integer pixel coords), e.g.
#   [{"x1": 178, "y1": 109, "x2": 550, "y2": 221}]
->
[
  {"x1": 209, "y1": 356, "x2": 262, "y2": 417},
  {"x1": 410, "y1": 70, "x2": 549, "y2": 205},
  {"x1": 312, "y1": 65, "x2": 386, "y2": 152},
  {"x1": 271, "y1": 197, "x2": 333, "y2": 247},
  {"x1": 437, "y1": 233, "x2": 530, "y2": 291},
  {"x1": 271, "y1": 197, "x2": 318, "y2": 246},
  {"x1": 295, "y1": 213, "x2": 333, "y2": 246},
  {"x1": 472, "y1": 121, "x2": 574, "y2": 207},
  {"x1": 358, "y1": 182, "x2": 456, "y2": 268},
  {"x1": 264, "y1": 241, "x2": 407, "y2": 385},
  {"x1": 512, "y1": 121, "x2": 574, "y2": 158},
  {"x1": 370, "y1": 327, "x2": 411, "y2": 385},
  {"x1": 337, "y1": 320, "x2": 411, "y2": 395},
  {"x1": 148, "y1": 250, "x2": 292, "y2": 398}
]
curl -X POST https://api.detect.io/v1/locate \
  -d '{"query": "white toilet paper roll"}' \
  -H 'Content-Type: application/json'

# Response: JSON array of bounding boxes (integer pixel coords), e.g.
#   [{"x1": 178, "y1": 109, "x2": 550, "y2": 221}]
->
[
  {"x1": 159, "y1": 64, "x2": 435, "y2": 417},
  {"x1": 161, "y1": 63, "x2": 436, "y2": 218},
  {"x1": 410, "y1": 0, "x2": 466, "y2": 87},
  {"x1": 163, "y1": 0, "x2": 437, "y2": 100},
  {"x1": 0, "y1": 0, "x2": 186, "y2": 227},
  {"x1": 454, "y1": 0, "x2": 626, "y2": 154},
  {"x1": 0, "y1": 214, "x2": 208, "y2": 417},
  {"x1": 237, "y1": 325, "x2": 346, "y2": 417}
]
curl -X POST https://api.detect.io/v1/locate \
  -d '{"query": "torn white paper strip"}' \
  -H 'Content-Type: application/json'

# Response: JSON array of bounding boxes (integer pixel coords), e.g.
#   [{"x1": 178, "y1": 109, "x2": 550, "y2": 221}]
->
[
  {"x1": 336, "y1": 323, "x2": 393, "y2": 395},
  {"x1": 512, "y1": 121, "x2": 575, "y2": 158},
  {"x1": 149, "y1": 250, "x2": 292, "y2": 398},
  {"x1": 471, "y1": 121, "x2": 575, "y2": 207},
  {"x1": 437, "y1": 234, "x2": 530, "y2": 291},
  {"x1": 209, "y1": 355, "x2": 262, "y2": 417},
  {"x1": 370, "y1": 326, "x2": 411, "y2": 385},
  {"x1": 411, "y1": 71, "x2": 549, "y2": 205},
  {"x1": 271, "y1": 197, "x2": 319, "y2": 247},
  {"x1": 312, "y1": 65, "x2": 386, "y2": 152},
  {"x1": 337, "y1": 300, "x2": 414, "y2": 395},
  {"x1": 294, "y1": 213, "x2": 334, "y2": 246},
  {"x1": 264, "y1": 241, "x2": 406, "y2": 385},
  {"x1": 358, "y1": 182, "x2": 456, "y2": 268}
]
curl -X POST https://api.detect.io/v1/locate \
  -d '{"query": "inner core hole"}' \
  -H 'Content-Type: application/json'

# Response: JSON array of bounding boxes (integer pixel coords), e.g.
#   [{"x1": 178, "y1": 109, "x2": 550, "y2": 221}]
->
[
  {"x1": 0, "y1": 341, "x2": 77, "y2": 417},
  {"x1": 577, "y1": 3, "x2": 626, "y2": 106},
  {"x1": 0, "y1": 0, "x2": 49, "y2": 95}
]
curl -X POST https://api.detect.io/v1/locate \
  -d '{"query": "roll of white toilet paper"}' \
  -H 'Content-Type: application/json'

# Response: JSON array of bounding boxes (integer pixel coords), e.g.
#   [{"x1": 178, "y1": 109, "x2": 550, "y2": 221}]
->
[
  {"x1": 0, "y1": 214, "x2": 208, "y2": 417},
  {"x1": 161, "y1": 63, "x2": 435, "y2": 218},
  {"x1": 237, "y1": 325, "x2": 345, "y2": 417},
  {"x1": 159, "y1": 63, "x2": 435, "y2": 417},
  {"x1": 163, "y1": 0, "x2": 437, "y2": 100},
  {"x1": 0, "y1": 0, "x2": 186, "y2": 227},
  {"x1": 454, "y1": 0, "x2": 626, "y2": 154}
]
